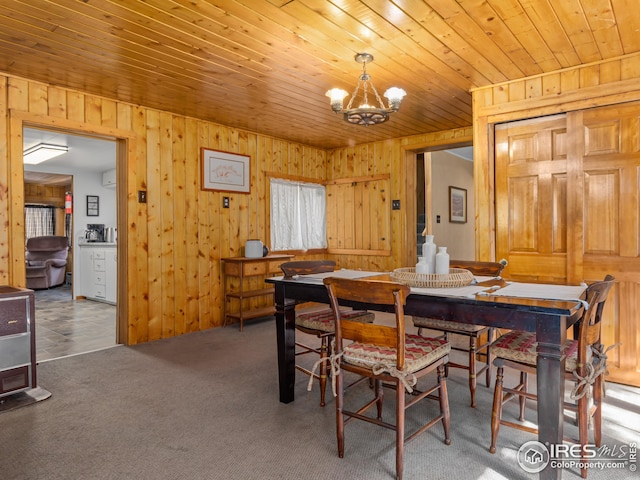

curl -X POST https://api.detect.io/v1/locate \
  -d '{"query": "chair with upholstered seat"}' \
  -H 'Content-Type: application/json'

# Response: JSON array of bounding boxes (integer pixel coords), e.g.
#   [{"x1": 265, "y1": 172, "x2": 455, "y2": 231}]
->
[
  {"x1": 489, "y1": 275, "x2": 615, "y2": 479},
  {"x1": 25, "y1": 236, "x2": 69, "y2": 290},
  {"x1": 412, "y1": 259, "x2": 507, "y2": 407},
  {"x1": 324, "y1": 277, "x2": 451, "y2": 480},
  {"x1": 280, "y1": 260, "x2": 374, "y2": 406}
]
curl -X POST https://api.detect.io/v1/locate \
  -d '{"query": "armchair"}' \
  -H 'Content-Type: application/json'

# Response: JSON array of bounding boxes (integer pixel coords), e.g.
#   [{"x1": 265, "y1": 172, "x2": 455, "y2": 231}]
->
[{"x1": 25, "y1": 236, "x2": 69, "y2": 290}]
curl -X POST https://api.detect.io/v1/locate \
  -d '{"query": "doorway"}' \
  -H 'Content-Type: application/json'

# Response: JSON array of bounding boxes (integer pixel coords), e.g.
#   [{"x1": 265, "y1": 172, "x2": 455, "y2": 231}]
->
[
  {"x1": 416, "y1": 147, "x2": 475, "y2": 261},
  {"x1": 23, "y1": 127, "x2": 119, "y2": 361}
]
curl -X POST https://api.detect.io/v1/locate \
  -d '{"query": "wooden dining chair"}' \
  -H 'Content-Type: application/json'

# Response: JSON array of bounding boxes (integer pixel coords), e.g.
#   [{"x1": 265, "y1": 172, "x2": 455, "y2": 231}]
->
[
  {"x1": 324, "y1": 277, "x2": 451, "y2": 480},
  {"x1": 280, "y1": 260, "x2": 374, "y2": 406},
  {"x1": 489, "y1": 275, "x2": 615, "y2": 479},
  {"x1": 412, "y1": 259, "x2": 507, "y2": 407}
]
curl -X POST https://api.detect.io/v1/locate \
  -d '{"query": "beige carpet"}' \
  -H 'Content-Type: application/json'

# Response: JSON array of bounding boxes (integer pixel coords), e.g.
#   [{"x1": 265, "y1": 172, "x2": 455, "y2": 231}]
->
[{"x1": 0, "y1": 318, "x2": 637, "y2": 480}]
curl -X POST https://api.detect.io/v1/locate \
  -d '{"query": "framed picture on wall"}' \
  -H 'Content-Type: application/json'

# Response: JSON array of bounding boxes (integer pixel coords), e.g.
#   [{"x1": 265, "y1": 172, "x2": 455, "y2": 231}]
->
[
  {"x1": 86, "y1": 195, "x2": 99, "y2": 216},
  {"x1": 449, "y1": 186, "x2": 466, "y2": 223},
  {"x1": 201, "y1": 148, "x2": 250, "y2": 193}
]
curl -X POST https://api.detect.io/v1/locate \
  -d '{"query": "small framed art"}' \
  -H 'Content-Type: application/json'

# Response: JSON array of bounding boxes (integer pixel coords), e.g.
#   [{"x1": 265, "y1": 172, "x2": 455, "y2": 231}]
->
[
  {"x1": 86, "y1": 195, "x2": 99, "y2": 216},
  {"x1": 201, "y1": 148, "x2": 250, "y2": 193},
  {"x1": 449, "y1": 186, "x2": 467, "y2": 223}
]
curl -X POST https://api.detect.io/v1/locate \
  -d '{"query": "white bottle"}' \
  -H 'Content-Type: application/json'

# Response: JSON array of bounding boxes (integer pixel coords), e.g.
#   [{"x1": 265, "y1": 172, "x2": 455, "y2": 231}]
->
[
  {"x1": 435, "y1": 246, "x2": 450, "y2": 275},
  {"x1": 415, "y1": 256, "x2": 429, "y2": 274},
  {"x1": 422, "y1": 235, "x2": 436, "y2": 274}
]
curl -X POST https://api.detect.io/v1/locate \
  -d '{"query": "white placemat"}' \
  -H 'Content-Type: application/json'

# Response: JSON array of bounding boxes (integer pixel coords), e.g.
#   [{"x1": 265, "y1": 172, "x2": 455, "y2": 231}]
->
[{"x1": 483, "y1": 282, "x2": 588, "y2": 306}]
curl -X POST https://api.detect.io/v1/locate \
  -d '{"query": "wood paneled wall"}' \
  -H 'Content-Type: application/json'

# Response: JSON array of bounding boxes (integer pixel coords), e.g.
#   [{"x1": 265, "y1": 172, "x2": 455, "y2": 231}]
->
[
  {"x1": 0, "y1": 74, "x2": 329, "y2": 345},
  {"x1": 0, "y1": 71, "x2": 472, "y2": 346},
  {"x1": 23, "y1": 183, "x2": 67, "y2": 238},
  {"x1": 325, "y1": 128, "x2": 474, "y2": 272}
]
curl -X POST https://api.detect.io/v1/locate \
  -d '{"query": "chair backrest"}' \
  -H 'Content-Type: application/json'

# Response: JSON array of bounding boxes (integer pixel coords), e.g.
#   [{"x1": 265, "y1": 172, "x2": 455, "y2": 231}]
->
[
  {"x1": 577, "y1": 274, "x2": 615, "y2": 365},
  {"x1": 324, "y1": 277, "x2": 411, "y2": 370},
  {"x1": 280, "y1": 260, "x2": 336, "y2": 278},
  {"x1": 25, "y1": 236, "x2": 69, "y2": 262},
  {"x1": 449, "y1": 259, "x2": 507, "y2": 277}
]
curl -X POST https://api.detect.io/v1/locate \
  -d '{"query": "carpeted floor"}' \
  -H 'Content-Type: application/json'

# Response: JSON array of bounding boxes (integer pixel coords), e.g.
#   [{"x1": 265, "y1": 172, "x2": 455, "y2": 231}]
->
[{"x1": 0, "y1": 318, "x2": 638, "y2": 480}]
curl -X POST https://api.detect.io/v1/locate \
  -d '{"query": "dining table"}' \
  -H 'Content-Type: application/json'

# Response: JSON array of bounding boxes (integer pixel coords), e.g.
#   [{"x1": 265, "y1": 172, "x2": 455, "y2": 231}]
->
[{"x1": 265, "y1": 269, "x2": 588, "y2": 480}]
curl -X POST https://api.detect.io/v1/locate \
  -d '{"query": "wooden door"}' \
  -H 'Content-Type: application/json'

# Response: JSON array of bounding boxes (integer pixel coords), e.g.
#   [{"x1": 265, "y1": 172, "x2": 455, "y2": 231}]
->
[{"x1": 495, "y1": 104, "x2": 640, "y2": 387}]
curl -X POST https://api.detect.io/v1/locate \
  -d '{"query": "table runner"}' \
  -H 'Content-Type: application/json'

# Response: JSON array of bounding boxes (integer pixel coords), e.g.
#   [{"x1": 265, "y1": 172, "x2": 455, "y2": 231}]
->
[{"x1": 410, "y1": 285, "x2": 490, "y2": 298}]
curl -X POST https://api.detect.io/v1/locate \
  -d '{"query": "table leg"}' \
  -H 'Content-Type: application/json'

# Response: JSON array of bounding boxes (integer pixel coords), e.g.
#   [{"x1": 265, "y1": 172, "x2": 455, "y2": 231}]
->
[
  {"x1": 275, "y1": 286, "x2": 296, "y2": 403},
  {"x1": 536, "y1": 318, "x2": 567, "y2": 480}
]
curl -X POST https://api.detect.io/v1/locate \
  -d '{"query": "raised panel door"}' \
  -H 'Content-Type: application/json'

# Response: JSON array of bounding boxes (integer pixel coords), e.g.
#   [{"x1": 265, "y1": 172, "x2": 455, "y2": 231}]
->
[
  {"x1": 495, "y1": 114, "x2": 569, "y2": 284},
  {"x1": 495, "y1": 103, "x2": 640, "y2": 386}
]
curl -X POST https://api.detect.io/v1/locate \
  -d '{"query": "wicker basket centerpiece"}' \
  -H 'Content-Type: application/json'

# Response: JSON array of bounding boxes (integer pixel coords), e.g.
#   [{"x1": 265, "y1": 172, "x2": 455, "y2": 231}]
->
[{"x1": 391, "y1": 267, "x2": 474, "y2": 288}]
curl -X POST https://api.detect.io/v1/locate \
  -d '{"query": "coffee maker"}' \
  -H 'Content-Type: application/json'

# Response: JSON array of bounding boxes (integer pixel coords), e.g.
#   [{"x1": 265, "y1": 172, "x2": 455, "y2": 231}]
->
[{"x1": 85, "y1": 223, "x2": 105, "y2": 242}]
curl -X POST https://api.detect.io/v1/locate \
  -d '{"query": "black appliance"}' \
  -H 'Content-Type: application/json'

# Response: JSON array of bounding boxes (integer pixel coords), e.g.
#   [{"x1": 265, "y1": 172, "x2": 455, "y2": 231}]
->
[{"x1": 86, "y1": 223, "x2": 105, "y2": 242}]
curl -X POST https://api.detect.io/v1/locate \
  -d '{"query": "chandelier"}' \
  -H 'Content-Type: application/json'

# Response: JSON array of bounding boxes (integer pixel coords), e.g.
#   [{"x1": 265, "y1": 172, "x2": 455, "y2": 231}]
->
[{"x1": 326, "y1": 53, "x2": 406, "y2": 126}]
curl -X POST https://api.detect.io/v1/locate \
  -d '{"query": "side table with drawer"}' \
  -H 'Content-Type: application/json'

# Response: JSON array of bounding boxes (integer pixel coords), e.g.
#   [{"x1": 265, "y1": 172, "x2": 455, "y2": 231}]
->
[
  {"x1": 222, "y1": 254, "x2": 293, "y2": 331},
  {"x1": 0, "y1": 286, "x2": 36, "y2": 398}
]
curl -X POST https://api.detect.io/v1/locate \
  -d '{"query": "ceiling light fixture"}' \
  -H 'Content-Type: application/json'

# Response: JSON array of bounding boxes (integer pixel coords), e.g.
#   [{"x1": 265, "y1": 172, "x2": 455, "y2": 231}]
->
[
  {"x1": 326, "y1": 53, "x2": 406, "y2": 126},
  {"x1": 23, "y1": 143, "x2": 68, "y2": 164}
]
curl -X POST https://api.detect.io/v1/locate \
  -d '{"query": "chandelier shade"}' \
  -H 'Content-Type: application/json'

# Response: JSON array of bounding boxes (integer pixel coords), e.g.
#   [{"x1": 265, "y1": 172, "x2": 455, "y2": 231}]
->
[{"x1": 326, "y1": 53, "x2": 406, "y2": 126}]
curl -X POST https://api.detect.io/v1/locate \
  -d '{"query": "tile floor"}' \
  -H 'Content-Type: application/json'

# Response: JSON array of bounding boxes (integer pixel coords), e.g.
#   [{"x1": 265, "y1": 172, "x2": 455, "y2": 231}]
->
[{"x1": 33, "y1": 284, "x2": 117, "y2": 363}]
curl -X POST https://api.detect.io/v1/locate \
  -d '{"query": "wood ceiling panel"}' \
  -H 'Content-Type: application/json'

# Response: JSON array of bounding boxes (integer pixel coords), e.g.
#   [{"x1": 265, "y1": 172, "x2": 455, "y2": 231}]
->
[{"x1": 0, "y1": 0, "x2": 636, "y2": 149}]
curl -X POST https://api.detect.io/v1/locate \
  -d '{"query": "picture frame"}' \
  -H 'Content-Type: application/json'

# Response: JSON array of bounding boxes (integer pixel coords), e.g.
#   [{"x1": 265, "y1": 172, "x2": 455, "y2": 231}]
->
[
  {"x1": 86, "y1": 195, "x2": 99, "y2": 216},
  {"x1": 449, "y1": 186, "x2": 467, "y2": 223},
  {"x1": 201, "y1": 148, "x2": 250, "y2": 193}
]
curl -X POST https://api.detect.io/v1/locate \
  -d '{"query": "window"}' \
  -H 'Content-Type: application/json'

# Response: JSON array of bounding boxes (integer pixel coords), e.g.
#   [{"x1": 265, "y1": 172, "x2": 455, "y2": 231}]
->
[
  {"x1": 270, "y1": 178, "x2": 327, "y2": 251},
  {"x1": 24, "y1": 205, "x2": 55, "y2": 239}
]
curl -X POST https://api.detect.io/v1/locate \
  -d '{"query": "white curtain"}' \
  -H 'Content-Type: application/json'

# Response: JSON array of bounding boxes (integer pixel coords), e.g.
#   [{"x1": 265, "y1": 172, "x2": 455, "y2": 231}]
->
[
  {"x1": 25, "y1": 205, "x2": 55, "y2": 239},
  {"x1": 270, "y1": 179, "x2": 326, "y2": 250}
]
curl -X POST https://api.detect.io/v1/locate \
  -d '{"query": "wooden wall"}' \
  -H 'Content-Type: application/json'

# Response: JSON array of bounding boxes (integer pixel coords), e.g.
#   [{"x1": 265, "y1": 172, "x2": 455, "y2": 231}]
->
[
  {"x1": 0, "y1": 74, "x2": 328, "y2": 345},
  {"x1": 0, "y1": 71, "x2": 472, "y2": 346},
  {"x1": 325, "y1": 128, "x2": 473, "y2": 272},
  {"x1": 23, "y1": 183, "x2": 67, "y2": 237}
]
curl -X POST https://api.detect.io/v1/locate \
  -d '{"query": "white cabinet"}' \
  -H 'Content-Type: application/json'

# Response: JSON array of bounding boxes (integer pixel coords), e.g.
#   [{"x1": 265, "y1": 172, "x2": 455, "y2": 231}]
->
[{"x1": 78, "y1": 244, "x2": 117, "y2": 304}]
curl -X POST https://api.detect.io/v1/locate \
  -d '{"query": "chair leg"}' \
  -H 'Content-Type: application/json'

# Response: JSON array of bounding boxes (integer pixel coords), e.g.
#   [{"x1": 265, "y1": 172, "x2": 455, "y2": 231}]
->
[
  {"x1": 490, "y1": 366, "x2": 504, "y2": 454},
  {"x1": 486, "y1": 328, "x2": 494, "y2": 387},
  {"x1": 518, "y1": 372, "x2": 527, "y2": 422},
  {"x1": 468, "y1": 335, "x2": 478, "y2": 408},
  {"x1": 396, "y1": 379, "x2": 406, "y2": 480},
  {"x1": 443, "y1": 332, "x2": 450, "y2": 377},
  {"x1": 593, "y1": 374, "x2": 603, "y2": 447},
  {"x1": 437, "y1": 363, "x2": 451, "y2": 444},
  {"x1": 318, "y1": 336, "x2": 329, "y2": 407},
  {"x1": 375, "y1": 379, "x2": 384, "y2": 420},
  {"x1": 577, "y1": 392, "x2": 589, "y2": 479},
  {"x1": 336, "y1": 367, "x2": 345, "y2": 459}
]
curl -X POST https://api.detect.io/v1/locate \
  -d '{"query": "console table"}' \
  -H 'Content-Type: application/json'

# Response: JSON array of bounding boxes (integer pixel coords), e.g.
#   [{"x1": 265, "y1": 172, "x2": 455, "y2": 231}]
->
[{"x1": 222, "y1": 254, "x2": 293, "y2": 331}]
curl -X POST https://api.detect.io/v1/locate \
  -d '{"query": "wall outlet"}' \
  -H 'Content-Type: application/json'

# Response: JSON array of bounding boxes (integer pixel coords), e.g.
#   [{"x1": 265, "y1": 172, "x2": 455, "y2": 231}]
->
[
  {"x1": 223, "y1": 196, "x2": 230, "y2": 208},
  {"x1": 392, "y1": 199, "x2": 401, "y2": 210}
]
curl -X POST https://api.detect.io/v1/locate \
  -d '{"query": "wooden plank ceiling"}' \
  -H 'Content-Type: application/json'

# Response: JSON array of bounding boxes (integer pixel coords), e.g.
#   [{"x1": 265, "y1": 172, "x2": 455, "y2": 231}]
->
[{"x1": 1, "y1": 0, "x2": 638, "y2": 149}]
